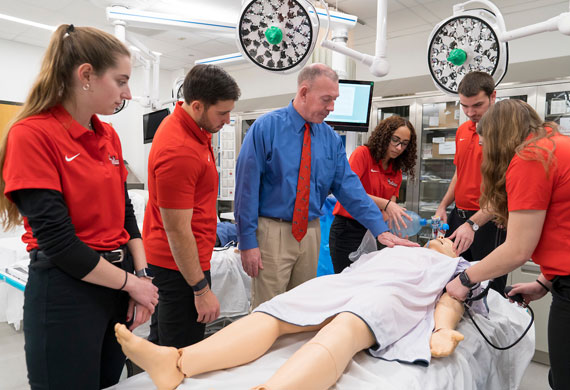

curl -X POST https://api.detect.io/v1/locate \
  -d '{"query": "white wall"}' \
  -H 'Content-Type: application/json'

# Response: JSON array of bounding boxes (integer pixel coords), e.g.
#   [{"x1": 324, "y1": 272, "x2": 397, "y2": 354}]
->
[{"x1": 0, "y1": 39, "x2": 44, "y2": 102}]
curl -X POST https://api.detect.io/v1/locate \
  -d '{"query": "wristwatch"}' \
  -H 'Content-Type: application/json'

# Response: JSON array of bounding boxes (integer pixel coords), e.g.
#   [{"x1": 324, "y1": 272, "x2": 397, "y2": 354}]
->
[
  {"x1": 466, "y1": 219, "x2": 479, "y2": 232},
  {"x1": 191, "y1": 277, "x2": 209, "y2": 292},
  {"x1": 135, "y1": 268, "x2": 154, "y2": 280},
  {"x1": 459, "y1": 270, "x2": 477, "y2": 288}
]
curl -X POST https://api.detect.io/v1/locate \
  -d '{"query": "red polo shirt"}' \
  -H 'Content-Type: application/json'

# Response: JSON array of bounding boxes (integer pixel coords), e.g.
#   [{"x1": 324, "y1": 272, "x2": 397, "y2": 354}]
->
[
  {"x1": 143, "y1": 102, "x2": 218, "y2": 271},
  {"x1": 506, "y1": 132, "x2": 570, "y2": 280},
  {"x1": 454, "y1": 120, "x2": 482, "y2": 210},
  {"x1": 333, "y1": 145, "x2": 402, "y2": 218},
  {"x1": 3, "y1": 105, "x2": 130, "y2": 251}
]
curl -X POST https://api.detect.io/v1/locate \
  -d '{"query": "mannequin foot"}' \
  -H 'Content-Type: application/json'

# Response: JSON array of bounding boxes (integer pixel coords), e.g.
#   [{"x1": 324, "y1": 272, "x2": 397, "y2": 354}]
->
[{"x1": 115, "y1": 323, "x2": 184, "y2": 390}]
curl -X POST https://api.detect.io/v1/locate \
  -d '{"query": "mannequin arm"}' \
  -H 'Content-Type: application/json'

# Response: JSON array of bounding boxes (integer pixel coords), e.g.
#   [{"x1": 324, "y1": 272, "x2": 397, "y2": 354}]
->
[{"x1": 430, "y1": 293, "x2": 465, "y2": 357}]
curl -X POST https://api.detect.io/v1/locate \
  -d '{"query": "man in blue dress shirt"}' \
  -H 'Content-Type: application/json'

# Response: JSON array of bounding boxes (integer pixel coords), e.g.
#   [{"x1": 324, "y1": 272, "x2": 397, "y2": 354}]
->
[{"x1": 235, "y1": 63, "x2": 418, "y2": 309}]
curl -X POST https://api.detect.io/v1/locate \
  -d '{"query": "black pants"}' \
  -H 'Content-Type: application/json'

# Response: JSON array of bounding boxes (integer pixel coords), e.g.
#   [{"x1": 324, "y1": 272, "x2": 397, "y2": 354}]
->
[
  {"x1": 148, "y1": 264, "x2": 211, "y2": 349},
  {"x1": 445, "y1": 207, "x2": 508, "y2": 294},
  {"x1": 329, "y1": 215, "x2": 374, "y2": 274},
  {"x1": 24, "y1": 251, "x2": 132, "y2": 390},
  {"x1": 548, "y1": 276, "x2": 570, "y2": 390}
]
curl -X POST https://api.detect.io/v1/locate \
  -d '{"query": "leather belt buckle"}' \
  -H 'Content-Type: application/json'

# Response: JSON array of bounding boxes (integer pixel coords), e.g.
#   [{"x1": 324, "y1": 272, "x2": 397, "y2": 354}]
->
[{"x1": 106, "y1": 248, "x2": 125, "y2": 263}]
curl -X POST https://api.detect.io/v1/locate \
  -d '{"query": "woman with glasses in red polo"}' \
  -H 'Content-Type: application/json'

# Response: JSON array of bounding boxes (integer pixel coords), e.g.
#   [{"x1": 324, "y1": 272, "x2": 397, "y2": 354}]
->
[{"x1": 329, "y1": 116, "x2": 418, "y2": 273}]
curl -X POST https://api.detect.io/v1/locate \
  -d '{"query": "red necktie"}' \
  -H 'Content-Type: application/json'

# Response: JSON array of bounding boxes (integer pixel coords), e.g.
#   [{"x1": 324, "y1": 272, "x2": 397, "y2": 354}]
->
[{"x1": 292, "y1": 123, "x2": 311, "y2": 242}]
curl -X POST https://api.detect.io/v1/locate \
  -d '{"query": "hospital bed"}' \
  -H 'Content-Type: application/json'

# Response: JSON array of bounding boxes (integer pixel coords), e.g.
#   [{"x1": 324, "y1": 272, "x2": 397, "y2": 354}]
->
[{"x1": 108, "y1": 290, "x2": 534, "y2": 390}]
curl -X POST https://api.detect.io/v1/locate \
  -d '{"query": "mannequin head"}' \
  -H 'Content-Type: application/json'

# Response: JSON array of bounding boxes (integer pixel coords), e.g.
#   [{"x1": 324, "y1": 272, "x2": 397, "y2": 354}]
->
[{"x1": 426, "y1": 237, "x2": 457, "y2": 257}]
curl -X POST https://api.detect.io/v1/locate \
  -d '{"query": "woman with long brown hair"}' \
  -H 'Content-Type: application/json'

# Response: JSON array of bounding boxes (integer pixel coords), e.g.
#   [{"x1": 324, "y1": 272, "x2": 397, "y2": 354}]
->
[
  {"x1": 446, "y1": 99, "x2": 570, "y2": 389},
  {"x1": 329, "y1": 115, "x2": 417, "y2": 273},
  {"x1": 0, "y1": 25, "x2": 158, "y2": 389}
]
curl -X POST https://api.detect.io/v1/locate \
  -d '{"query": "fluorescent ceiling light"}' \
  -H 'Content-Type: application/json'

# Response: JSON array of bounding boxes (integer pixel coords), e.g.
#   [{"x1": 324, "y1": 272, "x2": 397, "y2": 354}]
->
[{"x1": 0, "y1": 13, "x2": 56, "y2": 31}]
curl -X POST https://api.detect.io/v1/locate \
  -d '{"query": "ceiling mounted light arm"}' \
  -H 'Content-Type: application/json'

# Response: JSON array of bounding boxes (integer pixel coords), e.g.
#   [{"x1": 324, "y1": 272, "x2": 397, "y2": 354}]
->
[
  {"x1": 452, "y1": 1, "x2": 506, "y2": 33},
  {"x1": 321, "y1": 0, "x2": 389, "y2": 77},
  {"x1": 454, "y1": 0, "x2": 570, "y2": 41}
]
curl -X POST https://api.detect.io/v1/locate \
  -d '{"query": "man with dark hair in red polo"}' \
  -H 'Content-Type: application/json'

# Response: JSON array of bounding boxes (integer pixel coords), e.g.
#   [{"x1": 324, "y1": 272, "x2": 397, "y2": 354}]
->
[
  {"x1": 144, "y1": 64, "x2": 240, "y2": 348},
  {"x1": 434, "y1": 71, "x2": 507, "y2": 293}
]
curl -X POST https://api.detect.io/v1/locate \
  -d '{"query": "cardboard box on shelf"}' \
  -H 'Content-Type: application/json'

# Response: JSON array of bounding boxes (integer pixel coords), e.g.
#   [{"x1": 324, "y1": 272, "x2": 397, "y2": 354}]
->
[
  {"x1": 431, "y1": 137, "x2": 456, "y2": 159},
  {"x1": 438, "y1": 102, "x2": 460, "y2": 128}
]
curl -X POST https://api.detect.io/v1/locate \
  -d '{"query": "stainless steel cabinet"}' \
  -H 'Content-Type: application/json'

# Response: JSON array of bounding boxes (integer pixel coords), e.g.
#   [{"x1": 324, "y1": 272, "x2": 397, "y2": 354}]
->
[
  {"x1": 416, "y1": 96, "x2": 464, "y2": 243},
  {"x1": 536, "y1": 82, "x2": 570, "y2": 136}
]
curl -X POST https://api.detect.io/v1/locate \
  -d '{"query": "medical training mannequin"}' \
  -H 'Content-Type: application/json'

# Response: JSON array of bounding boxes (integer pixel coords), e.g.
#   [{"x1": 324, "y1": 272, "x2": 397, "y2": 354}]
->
[{"x1": 115, "y1": 238, "x2": 465, "y2": 390}]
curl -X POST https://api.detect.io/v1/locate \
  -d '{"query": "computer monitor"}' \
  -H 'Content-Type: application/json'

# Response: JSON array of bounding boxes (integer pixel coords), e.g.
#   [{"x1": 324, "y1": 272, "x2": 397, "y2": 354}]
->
[
  {"x1": 325, "y1": 79, "x2": 374, "y2": 132},
  {"x1": 143, "y1": 108, "x2": 170, "y2": 144}
]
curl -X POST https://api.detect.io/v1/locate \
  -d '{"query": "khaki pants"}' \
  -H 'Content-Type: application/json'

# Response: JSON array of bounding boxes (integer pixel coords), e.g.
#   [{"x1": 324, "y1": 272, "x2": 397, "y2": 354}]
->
[{"x1": 251, "y1": 217, "x2": 321, "y2": 309}]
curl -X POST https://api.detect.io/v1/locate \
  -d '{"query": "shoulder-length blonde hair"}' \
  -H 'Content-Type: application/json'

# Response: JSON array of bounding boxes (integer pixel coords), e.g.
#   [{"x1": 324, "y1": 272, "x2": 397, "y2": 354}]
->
[
  {"x1": 478, "y1": 99, "x2": 559, "y2": 226},
  {"x1": 0, "y1": 25, "x2": 130, "y2": 229}
]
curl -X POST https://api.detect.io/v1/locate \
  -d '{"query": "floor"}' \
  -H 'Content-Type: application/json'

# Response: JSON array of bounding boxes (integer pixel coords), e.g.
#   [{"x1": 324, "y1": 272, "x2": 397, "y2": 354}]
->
[{"x1": 0, "y1": 321, "x2": 552, "y2": 390}]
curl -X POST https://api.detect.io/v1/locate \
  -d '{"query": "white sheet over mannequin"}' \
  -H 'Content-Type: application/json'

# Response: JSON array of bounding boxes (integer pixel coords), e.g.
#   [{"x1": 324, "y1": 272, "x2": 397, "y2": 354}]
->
[{"x1": 115, "y1": 238, "x2": 464, "y2": 390}]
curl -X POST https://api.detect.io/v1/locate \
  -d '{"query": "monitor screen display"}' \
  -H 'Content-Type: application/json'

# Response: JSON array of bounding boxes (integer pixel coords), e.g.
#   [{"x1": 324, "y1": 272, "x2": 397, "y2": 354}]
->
[
  {"x1": 143, "y1": 108, "x2": 170, "y2": 144},
  {"x1": 325, "y1": 80, "x2": 374, "y2": 132}
]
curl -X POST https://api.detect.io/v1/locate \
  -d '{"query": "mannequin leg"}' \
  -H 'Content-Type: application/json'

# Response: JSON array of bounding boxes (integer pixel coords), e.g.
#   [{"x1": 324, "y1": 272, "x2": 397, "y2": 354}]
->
[
  {"x1": 259, "y1": 312, "x2": 375, "y2": 390},
  {"x1": 178, "y1": 312, "x2": 326, "y2": 376},
  {"x1": 115, "y1": 313, "x2": 327, "y2": 389}
]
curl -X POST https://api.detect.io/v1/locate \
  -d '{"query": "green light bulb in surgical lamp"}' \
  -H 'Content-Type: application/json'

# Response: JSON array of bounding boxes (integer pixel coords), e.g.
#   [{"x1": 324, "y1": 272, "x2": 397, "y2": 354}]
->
[
  {"x1": 447, "y1": 48, "x2": 467, "y2": 66},
  {"x1": 265, "y1": 26, "x2": 283, "y2": 45}
]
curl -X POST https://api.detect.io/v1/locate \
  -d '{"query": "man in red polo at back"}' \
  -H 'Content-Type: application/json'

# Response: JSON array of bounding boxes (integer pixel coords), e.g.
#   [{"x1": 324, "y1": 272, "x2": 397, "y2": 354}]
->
[
  {"x1": 434, "y1": 71, "x2": 507, "y2": 293},
  {"x1": 144, "y1": 64, "x2": 240, "y2": 348}
]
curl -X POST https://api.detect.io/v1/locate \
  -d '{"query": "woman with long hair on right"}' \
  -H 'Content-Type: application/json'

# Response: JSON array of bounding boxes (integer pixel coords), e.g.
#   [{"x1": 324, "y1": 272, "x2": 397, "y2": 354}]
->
[
  {"x1": 0, "y1": 25, "x2": 158, "y2": 389},
  {"x1": 445, "y1": 99, "x2": 570, "y2": 389}
]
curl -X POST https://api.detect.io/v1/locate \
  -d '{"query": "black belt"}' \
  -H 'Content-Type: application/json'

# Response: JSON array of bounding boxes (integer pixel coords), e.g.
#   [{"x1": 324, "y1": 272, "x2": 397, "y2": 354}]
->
[
  {"x1": 31, "y1": 245, "x2": 128, "y2": 266},
  {"x1": 97, "y1": 246, "x2": 127, "y2": 263},
  {"x1": 261, "y1": 216, "x2": 291, "y2": 223},
  {"x1": 456, "y1": 208, "x2": 477, "y2": 219}
]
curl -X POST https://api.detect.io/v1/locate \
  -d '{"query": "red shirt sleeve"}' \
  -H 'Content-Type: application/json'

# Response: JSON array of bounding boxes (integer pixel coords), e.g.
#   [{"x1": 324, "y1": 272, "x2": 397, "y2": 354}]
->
[
  {"x1": 154, "y1": 147, "x2": 203, "y2": 210},
  {"x1": 506, "y1": 155, "x2": 553, "y2": 211},
  {"x1": 3, "y1": 124, "x2": 62, "y2": 196}
]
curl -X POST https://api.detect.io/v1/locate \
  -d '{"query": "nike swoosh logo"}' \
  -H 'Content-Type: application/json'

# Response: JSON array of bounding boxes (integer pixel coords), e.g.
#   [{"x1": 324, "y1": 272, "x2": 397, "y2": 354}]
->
[
  {"x1": 371, "y1": 169, "x2": 380, "y2": 172},
  {"x1": 65, "y1": 153, "x2": 80, "y2": 162},
  {"x1": 459, "y1": 138, "x2": 466, "y2": 141}
]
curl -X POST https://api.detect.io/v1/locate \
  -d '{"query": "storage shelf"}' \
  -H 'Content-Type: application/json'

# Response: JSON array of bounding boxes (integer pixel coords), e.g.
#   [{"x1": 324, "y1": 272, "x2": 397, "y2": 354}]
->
[{"x1": 423, "y1": 127, "x2": 458, "y2": 131}]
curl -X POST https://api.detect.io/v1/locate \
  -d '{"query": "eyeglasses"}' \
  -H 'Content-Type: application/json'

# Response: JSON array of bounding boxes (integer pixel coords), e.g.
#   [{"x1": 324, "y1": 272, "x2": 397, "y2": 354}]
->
[{"x1": 390, "y1": 136, "x2": 410, "y2": 148}]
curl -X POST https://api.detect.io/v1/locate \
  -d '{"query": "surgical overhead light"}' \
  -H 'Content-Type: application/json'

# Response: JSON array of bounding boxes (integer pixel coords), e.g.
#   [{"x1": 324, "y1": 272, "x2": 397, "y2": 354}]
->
[
  {"x1": 428, "y1": 8, "x2": 508, "y2": 95},
  {"x1": 237, "y1": 0, "x2": 319, "y2": 74},
  {"x1": 237, "y1": 0, "x2": 391, "y2": 77},
  {"x1": 429, "y1": 0, "x2": 570, "y2": 95}
]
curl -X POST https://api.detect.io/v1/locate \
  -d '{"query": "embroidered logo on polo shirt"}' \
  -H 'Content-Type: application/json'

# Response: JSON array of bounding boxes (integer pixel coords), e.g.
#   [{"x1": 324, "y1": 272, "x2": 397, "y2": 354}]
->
[
  {"x1": 371, "y1": 169, "x2": 380, "y2": 173},
  {"x1": 108, "y1": 154, "x2": 120, "y2": 165},
  {"x1": 65, "y1": 153, "x2": 80, "y2": 162},
  {"x1": 387, "y1": 178, "x2": 398, "y2": 187}
]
